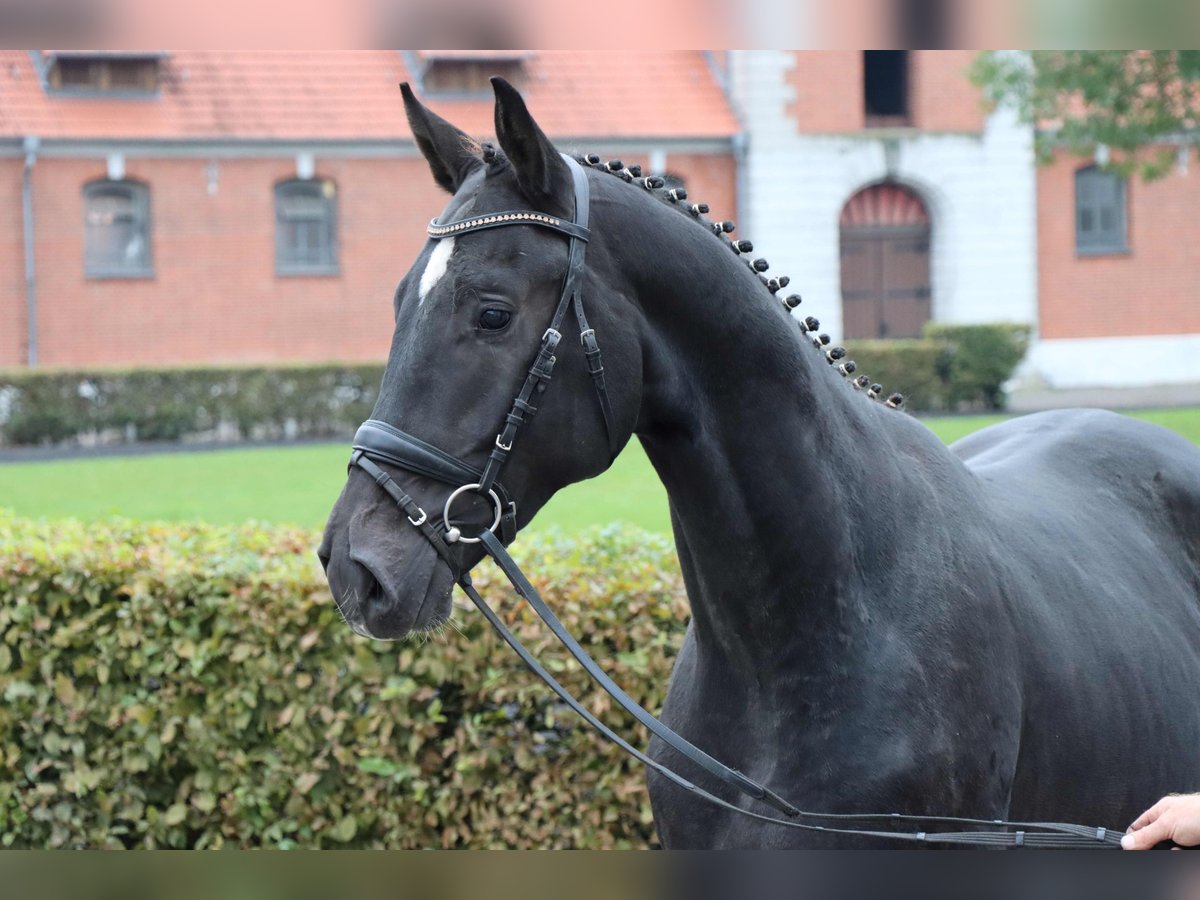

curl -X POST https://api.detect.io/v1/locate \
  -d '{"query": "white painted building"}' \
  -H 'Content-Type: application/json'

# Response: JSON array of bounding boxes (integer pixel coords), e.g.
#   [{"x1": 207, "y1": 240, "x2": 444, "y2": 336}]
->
[
  {"x1": 725, "y1": 50, "x2": 1200, "y2": 396},
  {"x1": 726, "y1": 50, "x2": 1037, "y2": 341}
]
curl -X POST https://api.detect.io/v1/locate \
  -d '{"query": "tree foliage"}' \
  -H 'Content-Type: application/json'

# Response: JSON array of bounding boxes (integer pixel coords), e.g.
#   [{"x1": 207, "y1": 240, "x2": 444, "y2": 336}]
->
[{"x1": 971, "y1": 51, "x2": 1200, "y2": 180}]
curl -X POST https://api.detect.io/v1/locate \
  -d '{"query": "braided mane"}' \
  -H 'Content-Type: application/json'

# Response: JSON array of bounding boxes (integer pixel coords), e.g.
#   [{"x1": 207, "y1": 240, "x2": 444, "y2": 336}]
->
[{"x1": 477, "y1": 141, "x2": 905, "y2": 410}]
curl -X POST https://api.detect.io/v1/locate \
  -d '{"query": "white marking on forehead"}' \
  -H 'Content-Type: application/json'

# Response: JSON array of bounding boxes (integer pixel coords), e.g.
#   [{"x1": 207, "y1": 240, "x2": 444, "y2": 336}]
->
[{"x1": 418, "y1": 237, "x2": 455, "y2": 305}]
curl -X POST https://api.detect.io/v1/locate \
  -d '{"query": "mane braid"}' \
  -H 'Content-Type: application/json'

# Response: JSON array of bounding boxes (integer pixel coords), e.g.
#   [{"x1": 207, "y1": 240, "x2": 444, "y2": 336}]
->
[
  {"x1": 573, "y1": 152, "x2": 906, "y2": 411},
  {"x1": 479, "y1": 142, "x2": 509, "y2": 177}
]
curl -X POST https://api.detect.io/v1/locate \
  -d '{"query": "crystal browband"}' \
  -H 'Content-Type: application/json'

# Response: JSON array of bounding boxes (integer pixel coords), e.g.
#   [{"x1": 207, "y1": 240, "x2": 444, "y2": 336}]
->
[{"x1": 427, "y1": 211, "x2": 590, "y2": 242}]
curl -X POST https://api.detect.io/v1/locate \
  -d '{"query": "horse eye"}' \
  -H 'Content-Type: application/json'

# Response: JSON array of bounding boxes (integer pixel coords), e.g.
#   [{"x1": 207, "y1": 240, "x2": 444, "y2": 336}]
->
[{"x1": 478, "y1": 308, "x2": 512, "y2": 331}]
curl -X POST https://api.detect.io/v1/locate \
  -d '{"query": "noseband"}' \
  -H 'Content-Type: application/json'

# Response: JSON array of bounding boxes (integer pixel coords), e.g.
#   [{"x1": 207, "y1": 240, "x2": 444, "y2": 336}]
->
[{"x1": 345, "y1": 155, "x2": 1119, "y2": 848}]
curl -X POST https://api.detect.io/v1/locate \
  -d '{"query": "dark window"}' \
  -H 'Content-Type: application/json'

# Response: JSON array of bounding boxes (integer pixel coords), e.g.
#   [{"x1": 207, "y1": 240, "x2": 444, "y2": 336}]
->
[
  {"x1": 422, "y1": 59, "x2": 525, "y2": 95},
  {"x1": 897, "y1": 0, "x2": 950, "y2": 48},
  {"x1": 864, "y1": 51, "x2": 910, "y2": 126},
  {"x1": 415, "y1": 50, "x2": 528, "y2": 96},
  {"x1": 84, "y1": 180, "x2": 152, "y2": 278},
  {"x1": 275, "y1": 179, "x2": 339, "y2": 275},
  {"x1": 49, "y1": 54, "x2": 160, "y2": 94},
  {"x1": 1075, "y1": 166, "x2": 1128, "y2": 254}
]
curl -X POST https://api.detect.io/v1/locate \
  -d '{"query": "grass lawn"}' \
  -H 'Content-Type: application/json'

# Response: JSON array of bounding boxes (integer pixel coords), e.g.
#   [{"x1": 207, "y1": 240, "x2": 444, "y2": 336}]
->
[{"x1": 1, "y1": 407, "x2": 1197, "y2": 534}]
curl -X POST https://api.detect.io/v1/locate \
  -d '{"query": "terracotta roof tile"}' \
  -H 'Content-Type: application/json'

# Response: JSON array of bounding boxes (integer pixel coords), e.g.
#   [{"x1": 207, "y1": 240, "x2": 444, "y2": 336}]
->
[{"x1": 0, "y1": 51, "x2": 736, "y2": 142}]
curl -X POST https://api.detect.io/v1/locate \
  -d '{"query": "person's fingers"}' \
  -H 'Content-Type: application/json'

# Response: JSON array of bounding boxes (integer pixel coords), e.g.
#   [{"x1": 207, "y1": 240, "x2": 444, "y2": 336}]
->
[
  {"x1": 1122, "y1": 815, "x2": 1173, "y2": 850},
  {"x1": 1128, "y1": 797, "x2": 1170, "y2": 833}
]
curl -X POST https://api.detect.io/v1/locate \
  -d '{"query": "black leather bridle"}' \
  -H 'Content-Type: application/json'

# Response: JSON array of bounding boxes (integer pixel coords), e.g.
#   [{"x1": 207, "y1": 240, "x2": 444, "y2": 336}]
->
[{"x1": 346, "y1": 155, "x2": 1120, "y2": 847}]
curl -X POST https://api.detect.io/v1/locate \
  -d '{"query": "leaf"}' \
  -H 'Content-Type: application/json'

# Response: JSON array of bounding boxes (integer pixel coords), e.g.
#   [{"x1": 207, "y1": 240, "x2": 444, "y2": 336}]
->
[
  {"x1": 3, "y1": 681, "x2": 34, "y2": 701},
  {"x1": 164, "y1": 804, "x2": 188, "y2": 826},
  {"x1": 356, "y1": 757, "x2": 399, "y2": 777},
  {"x1": 330, "y1": 815, "x2": 357, "y2": 843},
  {"x1": 123, "y1": 753, "x2": 150, "y2": 774},
  {"x1": 53, "y1": 673, "x2": 77, "y2": 707},
  {"x1": 230, "y1": 643, "x2": 254, "y2": 663},
  {"x1": 191, "y1": 792, "x2": 216, "y2": 813}
]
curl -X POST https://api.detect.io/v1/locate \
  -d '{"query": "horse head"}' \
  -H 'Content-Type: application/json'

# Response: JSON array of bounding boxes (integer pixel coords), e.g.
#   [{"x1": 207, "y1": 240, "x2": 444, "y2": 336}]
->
[{"x1": 318, "y1": 78, "x2": 644, "y2": 639}]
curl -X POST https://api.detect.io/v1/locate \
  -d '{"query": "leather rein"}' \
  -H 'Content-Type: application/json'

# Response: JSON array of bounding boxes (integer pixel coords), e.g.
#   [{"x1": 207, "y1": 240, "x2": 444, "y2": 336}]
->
[{"x1": 346, "y1": 154, "x2": 1120, "y2": 848}]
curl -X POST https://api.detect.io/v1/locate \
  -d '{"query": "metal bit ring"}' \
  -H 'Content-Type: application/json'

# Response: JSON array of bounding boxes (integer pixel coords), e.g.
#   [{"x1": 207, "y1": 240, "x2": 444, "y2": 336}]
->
[{"x1": 443, "y1": 483, "x2": 503, "y2": 544}]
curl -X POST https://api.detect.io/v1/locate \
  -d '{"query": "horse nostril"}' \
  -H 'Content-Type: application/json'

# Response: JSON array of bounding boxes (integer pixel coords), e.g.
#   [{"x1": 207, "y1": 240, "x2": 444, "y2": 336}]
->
[
  {"x1": 342, "y1": 560, "x2": 368, "y2": 594},
  {"x1": 362, "y1": 569, "x2": 386, "y2": 606},
  {"x1": 341, "y1": 558, "x2": 389, "y2": 613}
]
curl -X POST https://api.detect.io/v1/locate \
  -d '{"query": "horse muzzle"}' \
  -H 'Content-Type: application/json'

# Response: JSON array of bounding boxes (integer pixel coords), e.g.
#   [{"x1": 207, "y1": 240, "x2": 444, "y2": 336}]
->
[{"x1": 319, "y1": 493, "x2": 457, "y2": 640}]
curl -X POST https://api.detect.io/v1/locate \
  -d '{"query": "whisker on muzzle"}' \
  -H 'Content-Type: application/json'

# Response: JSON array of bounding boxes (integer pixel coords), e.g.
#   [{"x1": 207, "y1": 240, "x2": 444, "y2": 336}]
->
[
  {"x1": 334, "y1": 585, "x2": 379, "y2": 639},
  {"x1": 334, "y1": 585, "x2": 358, "y2": 628}
]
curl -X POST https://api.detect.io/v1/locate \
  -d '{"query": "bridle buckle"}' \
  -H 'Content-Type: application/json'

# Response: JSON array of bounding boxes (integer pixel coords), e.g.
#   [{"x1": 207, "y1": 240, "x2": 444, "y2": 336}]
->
[{"x1": 495, "y1": 434, "x2": 513, "y2": 452}]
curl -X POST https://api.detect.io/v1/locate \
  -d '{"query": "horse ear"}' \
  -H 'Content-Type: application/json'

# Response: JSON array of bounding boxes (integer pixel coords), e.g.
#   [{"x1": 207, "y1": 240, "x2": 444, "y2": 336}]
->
[
  {"x1": 400, "y1": 82, "x2": 482, "y2": 194},
  {"x1": 491, "y1": 76, "x2": 570, "y2": 208}
]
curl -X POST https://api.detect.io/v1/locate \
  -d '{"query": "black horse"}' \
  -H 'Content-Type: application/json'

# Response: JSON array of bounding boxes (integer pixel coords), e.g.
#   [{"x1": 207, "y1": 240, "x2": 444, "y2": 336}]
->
[{"x1": 319, "y1": 79, "x2": 1200, "y2": 848}]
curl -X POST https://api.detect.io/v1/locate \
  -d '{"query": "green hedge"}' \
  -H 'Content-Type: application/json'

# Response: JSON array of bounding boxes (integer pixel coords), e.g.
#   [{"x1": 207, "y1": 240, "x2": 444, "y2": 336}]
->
[
  {"x1": 0, "y1": 364, "x2": 384, "y2": 447},
  {"x1": 846, "y1": 323, "x2": 1032, "y2": 412},
  {"x1": 925, "y1": 323, "x2": 1032, "y2": 411},
  {"x1": 0, "y1": 515, "x2": 687, "y2": 848},
  {"x1": 0, "y1": 324, "x2": 1031, "y2": 446},
  {"x1": 841, "y1": 339, "x2": 947, "y2": 412}
]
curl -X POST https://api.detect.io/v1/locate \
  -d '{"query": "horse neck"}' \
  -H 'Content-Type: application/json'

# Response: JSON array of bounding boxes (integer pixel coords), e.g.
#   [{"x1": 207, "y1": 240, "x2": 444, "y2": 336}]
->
[{"x1": 606, "y1": 194, "x2": 970, "y2": 678}]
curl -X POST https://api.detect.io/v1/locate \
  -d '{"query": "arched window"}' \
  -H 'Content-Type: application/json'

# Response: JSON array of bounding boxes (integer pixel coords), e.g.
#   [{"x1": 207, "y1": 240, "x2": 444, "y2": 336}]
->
[
  {"x1": 275, "y1": 179, "x2": 338, "y2": 275},
  {"x1": 84, "y1": 180, "x2": 152, "y2": 277},
  {"x1": 1075, "y1": 166, "x2": 1127, "y2": 255}
]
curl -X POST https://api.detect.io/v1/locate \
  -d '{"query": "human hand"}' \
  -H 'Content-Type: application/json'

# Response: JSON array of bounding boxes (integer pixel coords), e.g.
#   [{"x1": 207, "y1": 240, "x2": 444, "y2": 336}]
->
[{"x1": 1122, "y1": 793, "x2": 1200, "y2": 849}]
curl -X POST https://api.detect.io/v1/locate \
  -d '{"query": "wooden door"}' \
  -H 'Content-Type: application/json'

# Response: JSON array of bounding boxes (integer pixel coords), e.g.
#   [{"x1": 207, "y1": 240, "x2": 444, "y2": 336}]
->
[{"x1": 840, "y1": 227, "x2": 931, "y2": 339}]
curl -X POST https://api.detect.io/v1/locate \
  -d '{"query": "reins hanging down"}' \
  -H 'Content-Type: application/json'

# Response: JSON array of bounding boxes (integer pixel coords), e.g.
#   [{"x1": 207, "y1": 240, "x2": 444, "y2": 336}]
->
[{"x1": 347, "y1": 154, "x2": 1121, "y2": 848}]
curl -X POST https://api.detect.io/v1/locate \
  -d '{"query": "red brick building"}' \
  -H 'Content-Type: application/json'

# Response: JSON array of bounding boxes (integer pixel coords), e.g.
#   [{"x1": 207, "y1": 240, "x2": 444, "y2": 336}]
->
[
  {"x1": 731, "y1": 51, "x2": 1036, "y2": 352},
  {"x1": 0, "y1": 51, "x2": 737, "y2": 368},
  {"x1": 3, "y1": 50, "x2": 1197, "y2": 391},
  {"x1": 1029, "y1": 147, "x2": 1200, "y2": 388},
  {"x1": 731, "y1": 50, "x2": 1199, "y2": 392}
]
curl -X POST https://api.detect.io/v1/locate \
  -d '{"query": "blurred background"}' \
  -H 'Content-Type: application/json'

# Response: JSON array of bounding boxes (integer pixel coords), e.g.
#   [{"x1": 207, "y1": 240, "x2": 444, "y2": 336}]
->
[{"x1": 1, "y1": 49, "x2": 1197, "y2": 528}]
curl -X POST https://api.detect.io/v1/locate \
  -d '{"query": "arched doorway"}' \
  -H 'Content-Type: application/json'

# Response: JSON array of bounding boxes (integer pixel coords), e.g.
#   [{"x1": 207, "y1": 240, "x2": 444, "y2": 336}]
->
[{"x1": 839, "y1": 183, "x2": 932, "y2": 339}]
